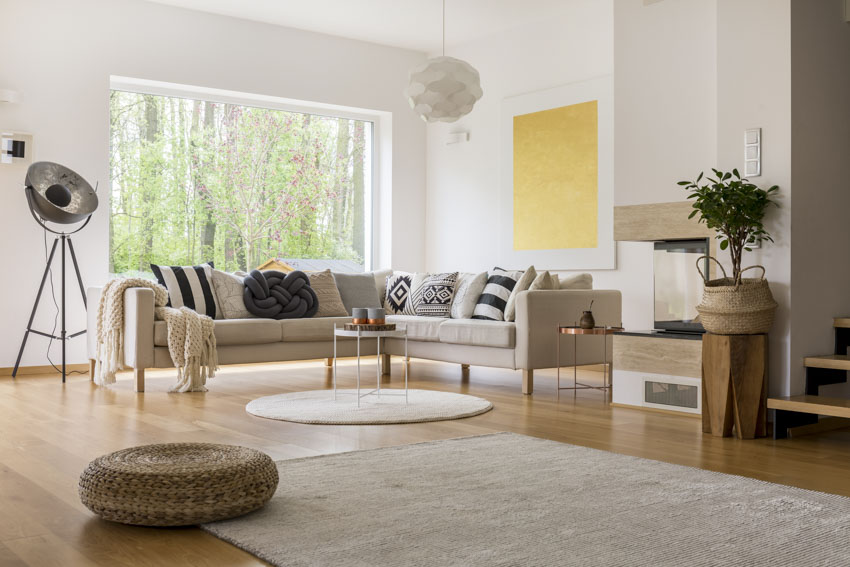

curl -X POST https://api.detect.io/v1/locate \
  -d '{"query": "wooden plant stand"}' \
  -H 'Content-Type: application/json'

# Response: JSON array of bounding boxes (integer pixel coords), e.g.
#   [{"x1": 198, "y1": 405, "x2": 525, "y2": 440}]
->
[{"x1": 701, "y1": 333, "x2": 768, "y2": 439}]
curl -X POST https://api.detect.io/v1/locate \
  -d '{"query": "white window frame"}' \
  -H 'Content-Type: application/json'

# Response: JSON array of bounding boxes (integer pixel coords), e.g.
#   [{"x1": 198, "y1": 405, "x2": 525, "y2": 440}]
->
[{"x1": 109, "y1": 76, "x2": 390, "y2": 271}]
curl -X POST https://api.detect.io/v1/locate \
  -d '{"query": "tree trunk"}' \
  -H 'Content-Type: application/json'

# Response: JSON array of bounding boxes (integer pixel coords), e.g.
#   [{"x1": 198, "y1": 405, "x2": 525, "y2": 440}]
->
[
  {"x1": 333, "y1": 119, "x2": 350, "y2": 253},
  {"x1": 298, "y1": 114, "x2": 314, "y2": 255},
  {"x1": 199, "y1": 101, "x2": 216, "y2": 260},
  {"x1": 139, "y1": 95, "x2": 159, "y2": 271},
  {"x1": 351, "y1": 121, "x2": 366, "y2": 262}
]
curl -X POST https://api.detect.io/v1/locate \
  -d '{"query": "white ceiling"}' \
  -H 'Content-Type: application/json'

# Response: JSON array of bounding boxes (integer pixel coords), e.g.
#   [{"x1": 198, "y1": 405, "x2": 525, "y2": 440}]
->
[{"x1": 143, "y1": 0, "x2": 574, "y2": 53}]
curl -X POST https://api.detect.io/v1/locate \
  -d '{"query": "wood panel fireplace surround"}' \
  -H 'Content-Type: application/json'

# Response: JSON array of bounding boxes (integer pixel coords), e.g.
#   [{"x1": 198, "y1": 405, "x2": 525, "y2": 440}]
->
[{"x1": 611, "y1": 202, "x2": 714, "y2": 416}]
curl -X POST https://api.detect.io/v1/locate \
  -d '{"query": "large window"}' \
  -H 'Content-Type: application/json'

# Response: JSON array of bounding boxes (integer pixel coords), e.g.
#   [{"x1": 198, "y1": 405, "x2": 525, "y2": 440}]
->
[{"x1": 109, "y1": 90, "x2": 372, "y2": 275}]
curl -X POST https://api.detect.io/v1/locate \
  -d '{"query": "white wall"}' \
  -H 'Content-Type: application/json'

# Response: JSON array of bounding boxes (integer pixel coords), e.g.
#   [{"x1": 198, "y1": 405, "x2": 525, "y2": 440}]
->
[
  {"x1": 0, "y1": 0, "x2": 426, "y2": 368},
  {"x1": 424, "y1": 0, "x2": 718, "y2": 332},
  {"x1": 615, "y1": 0, "x2": 718, "y2": 206},
  {"x1": 716, "y1": 0, "x2": 792, "y2": 396},
  {"x1": 789, "y1": 0, "x2": 850, "y2": 396}
]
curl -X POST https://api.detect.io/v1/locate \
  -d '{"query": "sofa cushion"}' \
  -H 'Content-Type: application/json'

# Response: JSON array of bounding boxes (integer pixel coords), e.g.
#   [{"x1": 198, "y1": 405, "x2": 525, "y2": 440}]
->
[
  {"x1": 372, "y1": 269, "x2": 393, "y2": 305},
  {"x1": 308, "y1": 270, "x2": 348, "y2": 317},
  {"x1": 154, "y1": 318, "x2": 281, "y2": 347},
  {"x1": 438, "y1": 319, "x2": 516, "y2": 349},
  {"x1": 385, "y1": 315, "x2": 443, "y2": 342},
  {"x1": 559, "y1": 273, "x2": 592, "y2": 289},
  {"x1": 280, "y1": 317, "x2": 352, "y2": 342},
  {"x1": 210, "y1": 269, "x2": 256, "y2": 320},
  {"x1": 333, "y1": 272, "x2": 381, "y2": 314},
  {"x1": 504, "y1": 266, "x2": 536, "y2": 322},
  {"x1": 529, "y1": 271, "x2": 556, "y2": 291}
]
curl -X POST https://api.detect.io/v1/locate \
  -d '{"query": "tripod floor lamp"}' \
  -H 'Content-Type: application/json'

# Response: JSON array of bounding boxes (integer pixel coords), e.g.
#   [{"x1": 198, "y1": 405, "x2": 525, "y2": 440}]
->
[{"x1": 13, "y1": 161, "x2": 98, "y2": 382}]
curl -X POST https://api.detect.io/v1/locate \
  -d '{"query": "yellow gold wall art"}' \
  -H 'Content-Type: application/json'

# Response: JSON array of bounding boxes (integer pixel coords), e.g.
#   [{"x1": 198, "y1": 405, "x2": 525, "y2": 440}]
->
[{"x1": 512, "y1": 100, "x2": 598, "y2": 251}]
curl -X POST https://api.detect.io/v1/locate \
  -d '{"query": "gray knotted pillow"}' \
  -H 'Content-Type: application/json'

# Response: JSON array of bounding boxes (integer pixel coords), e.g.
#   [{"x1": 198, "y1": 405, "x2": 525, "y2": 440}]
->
[{"x1": 242, "y1": 270, "x2": 319, "y2": 319}]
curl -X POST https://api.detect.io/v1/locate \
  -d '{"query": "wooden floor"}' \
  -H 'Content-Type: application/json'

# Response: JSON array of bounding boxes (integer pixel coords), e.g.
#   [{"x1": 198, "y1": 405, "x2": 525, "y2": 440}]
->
[{"x1": 2, "y1": 358, "x2": 850, "y2": 567}]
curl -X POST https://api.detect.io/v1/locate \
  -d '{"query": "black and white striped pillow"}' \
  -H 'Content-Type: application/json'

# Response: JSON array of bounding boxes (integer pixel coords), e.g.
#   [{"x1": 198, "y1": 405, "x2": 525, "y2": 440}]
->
[
  {"x1": 471, "y1": 269, "x2": 522, "y2": 321},
  {"x1": 150, "y1": 262, "x2": 219, "y2": 318}
]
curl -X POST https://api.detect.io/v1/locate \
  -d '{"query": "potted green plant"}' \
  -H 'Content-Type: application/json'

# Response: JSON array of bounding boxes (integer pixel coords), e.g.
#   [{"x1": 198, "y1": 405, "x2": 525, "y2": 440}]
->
[{"x1": 678, "y1": 168, "x2": 779, "y2": 334}]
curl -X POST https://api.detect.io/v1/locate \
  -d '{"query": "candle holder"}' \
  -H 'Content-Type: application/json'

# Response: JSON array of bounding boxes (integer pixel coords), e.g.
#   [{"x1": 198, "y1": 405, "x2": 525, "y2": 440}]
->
[
  {"x1": 367, "y1": 307, "x2": 386, "y2": 325},
  {"x1": 352, "y1": 308, "x2": 368, "y2": 325}
]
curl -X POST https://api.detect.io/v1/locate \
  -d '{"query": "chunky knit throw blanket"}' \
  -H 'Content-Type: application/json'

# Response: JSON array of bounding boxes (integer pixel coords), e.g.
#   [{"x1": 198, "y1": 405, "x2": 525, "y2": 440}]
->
[{"x1": 94, "y1": 278, "x2": 218, "y2": 392}]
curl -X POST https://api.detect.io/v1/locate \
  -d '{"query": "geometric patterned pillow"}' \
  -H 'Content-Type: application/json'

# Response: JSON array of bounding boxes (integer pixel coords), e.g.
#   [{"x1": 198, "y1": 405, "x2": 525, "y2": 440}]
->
[
  {"x1": 385, "y1": 272, "x2": 414, "y2": 315},
  {"x1": 413, "y1": 272, "x2": 458, "y2": 318}
]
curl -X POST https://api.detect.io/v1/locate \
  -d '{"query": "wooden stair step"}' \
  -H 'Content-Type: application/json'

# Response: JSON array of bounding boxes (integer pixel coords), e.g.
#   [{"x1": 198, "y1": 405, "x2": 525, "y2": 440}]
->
[
  {"x1": 768, "y1": 395, "x2": 850, "y2": 419},
  {"x1": 804, "y1": 354, "x2": 850, "y2": 371},
  {"x1": 834, "y1": 318, "x2": 850, "y2": 328}
]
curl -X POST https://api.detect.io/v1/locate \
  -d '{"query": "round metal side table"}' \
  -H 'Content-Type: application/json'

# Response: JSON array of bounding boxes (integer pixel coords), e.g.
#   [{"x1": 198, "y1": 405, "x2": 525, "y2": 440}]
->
[
  {"x1": 557, "y1": 326, "x2": 623, "y2": 393},
  {"x1": 333, "y1": 326, "x2": 408, "y2": 406}
]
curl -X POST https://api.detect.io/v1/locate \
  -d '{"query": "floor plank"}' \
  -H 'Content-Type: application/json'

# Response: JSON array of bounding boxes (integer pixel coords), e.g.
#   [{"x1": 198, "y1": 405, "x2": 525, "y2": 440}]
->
[{"x1": 2, "y1": 357, "x2": 850, "y2": 566}]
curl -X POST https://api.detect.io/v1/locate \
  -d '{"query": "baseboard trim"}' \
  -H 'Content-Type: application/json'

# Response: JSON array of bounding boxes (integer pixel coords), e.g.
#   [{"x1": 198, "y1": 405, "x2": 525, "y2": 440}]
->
[
  {"x1": 610, "y1": 402, "x2": 701, "y2": 419},
  {"x1": 0, "y1": 364, "x2": 90, "y2": 377}
]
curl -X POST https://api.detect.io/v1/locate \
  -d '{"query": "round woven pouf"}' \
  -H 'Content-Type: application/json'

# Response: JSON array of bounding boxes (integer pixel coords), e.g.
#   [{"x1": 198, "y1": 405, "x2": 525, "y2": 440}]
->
[{"x1": 79, "y1": 443, "x2": 279, "y2": 526}]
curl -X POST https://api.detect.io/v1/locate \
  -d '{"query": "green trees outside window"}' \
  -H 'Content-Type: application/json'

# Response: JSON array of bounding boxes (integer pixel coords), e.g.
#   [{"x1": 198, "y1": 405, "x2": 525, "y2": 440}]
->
[{"x1": 109, "y1": 91, "x2": 370, "y2": 275}]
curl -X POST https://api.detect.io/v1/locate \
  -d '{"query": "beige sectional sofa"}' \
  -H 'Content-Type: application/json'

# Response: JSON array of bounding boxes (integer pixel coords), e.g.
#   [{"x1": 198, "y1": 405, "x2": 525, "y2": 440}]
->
[{"x1": 86, "y1": 284, "x2": 621, "y2": 395}]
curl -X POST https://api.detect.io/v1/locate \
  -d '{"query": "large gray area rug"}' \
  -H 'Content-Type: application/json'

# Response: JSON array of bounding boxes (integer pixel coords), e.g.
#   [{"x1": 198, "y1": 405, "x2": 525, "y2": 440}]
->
[{"x1": 202, "y1": 433, "x2": 850, "y2": 566}]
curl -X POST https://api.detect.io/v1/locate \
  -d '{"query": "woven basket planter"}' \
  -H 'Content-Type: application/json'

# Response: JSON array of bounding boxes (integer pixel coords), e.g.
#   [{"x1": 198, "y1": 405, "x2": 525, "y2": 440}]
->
[
  {"x1": 695, "y1": 257, "x2": 777, "y2": 335},
  {"x1": 79, "y1": 443, "x2": 279, "y2": 526}
]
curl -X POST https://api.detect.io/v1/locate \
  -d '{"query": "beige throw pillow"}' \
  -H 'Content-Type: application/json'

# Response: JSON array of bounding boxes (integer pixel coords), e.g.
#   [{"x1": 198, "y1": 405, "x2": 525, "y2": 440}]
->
[
  {"x1": 309, "y1": 270, "x2": 349, "y2": 317},
  {"x1": 559, "y1": 273, "x2": 593, "y2": 289},
  {"x1": 210, "y1": 269, "x2": 256, "y2": 319},
  {"x1": 504, "y1": 266, "x2": 537, "y2": 322},
  {"x1": 529, "y1": 271, "x2": 556, "y2": 291}
]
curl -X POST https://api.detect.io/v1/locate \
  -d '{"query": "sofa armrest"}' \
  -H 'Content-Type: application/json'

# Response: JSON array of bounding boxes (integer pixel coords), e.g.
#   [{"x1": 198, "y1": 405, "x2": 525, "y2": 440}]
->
[
  {"x1": 123, "y1": 288, "x2": 156, "y2": 369},
  {"x1": 514, "y1": 289, "x2": 622, "y2": 370}
]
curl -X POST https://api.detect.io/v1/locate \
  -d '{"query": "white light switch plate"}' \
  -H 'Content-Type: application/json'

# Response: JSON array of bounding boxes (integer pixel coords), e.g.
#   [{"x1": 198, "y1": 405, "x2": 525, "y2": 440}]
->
[{"x1": 744, "y1": 128, "x2": 761, "y2": 177}]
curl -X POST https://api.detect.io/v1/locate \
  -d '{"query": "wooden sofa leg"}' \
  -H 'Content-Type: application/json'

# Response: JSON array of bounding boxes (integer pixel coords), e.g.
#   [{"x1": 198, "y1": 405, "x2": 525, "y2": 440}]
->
[
  {"x1": 134, "y1": 369, "x2": 145, "y2": 393},
  {"x1": 381, "y1": 354, "x2": 391, "y2": 376},
  {"x1": 89, "y1": 359, "x2": 96, "y2": 381},
  {"x1": 325, "y1": 357, "x2": 333, "y2": 367},
  {"x1": 522, "y1": 369, "x2": 534, "y2": 395}
]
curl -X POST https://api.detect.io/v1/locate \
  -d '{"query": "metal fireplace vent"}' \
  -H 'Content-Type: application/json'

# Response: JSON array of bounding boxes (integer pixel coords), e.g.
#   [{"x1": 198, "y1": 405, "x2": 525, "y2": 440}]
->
[{"x1": 644, "y1": 380, "x2": 698, "y2": 409}]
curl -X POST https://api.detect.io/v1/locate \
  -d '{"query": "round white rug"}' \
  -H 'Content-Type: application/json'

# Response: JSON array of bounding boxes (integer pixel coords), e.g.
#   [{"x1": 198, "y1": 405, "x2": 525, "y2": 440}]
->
[{"x1": 245, "y1": 389, "x2": 493, "y2": 425}]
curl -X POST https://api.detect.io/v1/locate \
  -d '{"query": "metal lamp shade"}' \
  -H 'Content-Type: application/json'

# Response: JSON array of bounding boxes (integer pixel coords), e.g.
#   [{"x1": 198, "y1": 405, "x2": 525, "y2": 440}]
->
[
  {"x1": 25, "y1": 161, "x2": 98, "y2": 224},
  {"x1": 405, "y1": 56, "x2": 483, "y2": 123}
]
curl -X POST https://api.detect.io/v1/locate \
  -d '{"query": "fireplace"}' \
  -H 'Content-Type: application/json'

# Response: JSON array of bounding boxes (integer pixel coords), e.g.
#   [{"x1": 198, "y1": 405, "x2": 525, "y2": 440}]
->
[{"x1": 653, "y1": 239, "x2": 708, "y2": 333}]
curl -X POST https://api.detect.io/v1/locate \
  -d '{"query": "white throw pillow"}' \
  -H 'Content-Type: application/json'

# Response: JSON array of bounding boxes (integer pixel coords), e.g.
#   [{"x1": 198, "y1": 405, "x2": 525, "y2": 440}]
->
[
  {"x1": 451, "y1": 271, "x2": 488, "y2": 319},
  {"x1": 504, "y1": 266, "x2": 537, "y2": 322}
]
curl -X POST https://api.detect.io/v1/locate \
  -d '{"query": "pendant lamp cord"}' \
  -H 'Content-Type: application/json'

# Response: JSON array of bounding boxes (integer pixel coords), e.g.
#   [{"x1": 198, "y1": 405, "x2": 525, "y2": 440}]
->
[{"x1": 442, "y1": 0, "x2": 446, "y2": 56}]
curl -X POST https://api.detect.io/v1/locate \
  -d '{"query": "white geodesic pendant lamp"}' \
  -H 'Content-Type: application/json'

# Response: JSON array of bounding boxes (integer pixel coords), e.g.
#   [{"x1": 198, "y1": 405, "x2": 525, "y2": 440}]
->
[{"x1": 405, "y1": 0, "x2": 483, "y2": 123}]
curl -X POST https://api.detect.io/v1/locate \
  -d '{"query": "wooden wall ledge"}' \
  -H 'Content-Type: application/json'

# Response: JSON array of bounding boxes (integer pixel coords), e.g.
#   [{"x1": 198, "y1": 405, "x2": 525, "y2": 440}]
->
[{"x1": 614, "y1": 201, "x2": 714, "y2": 242}]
